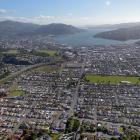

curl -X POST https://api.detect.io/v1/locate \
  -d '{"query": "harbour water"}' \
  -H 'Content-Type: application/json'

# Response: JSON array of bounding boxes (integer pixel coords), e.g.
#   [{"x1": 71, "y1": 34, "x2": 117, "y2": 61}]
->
[{"x1": 54, "y1": 29, "x2": 139, "y2": 46}]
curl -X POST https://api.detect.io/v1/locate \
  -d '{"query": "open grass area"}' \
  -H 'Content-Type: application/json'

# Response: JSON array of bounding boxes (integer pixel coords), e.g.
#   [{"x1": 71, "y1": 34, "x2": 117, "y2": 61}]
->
[
  {"x1": 85, "y1": 74, "x2": 140, "y2": 84},
  {"x1": 35, "y1": 49, "x2": 57, "y2": 57},
  {"x1": 35, "y1": 64, "x2": 63, "y2": 73},
  {"x1": 9, "y1": 90, "x2": 24, "y2": 97},
  {"x1": 35, "y1": 65, "x2": 56, "y2": 72},
  {"x1": 50, "y1": 133, "x2": 60, "y2": 140},
  {"x1": 8, "y1": 83, "x2": 24, "y2": 97},
  {"x1": 1, "y1": 49, "x2": 19, "y2": 55},
  {"x1": 118, "y1": 127, "x2": 123, "y2": 133}
]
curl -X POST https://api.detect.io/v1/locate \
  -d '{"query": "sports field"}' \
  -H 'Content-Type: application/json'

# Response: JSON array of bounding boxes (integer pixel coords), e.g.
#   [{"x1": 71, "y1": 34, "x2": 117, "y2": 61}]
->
[
  {"x1": 1, "y1": 49, "x2": 19, "y2": 55},
  {"x1": 36, "y1": 49, "x2": 57, "y2": 56},
  {"x1": 85, "y1": 74, "x2": 140, "y2": 84},
  {"x1": 35, "y1": 65, "x2": 62, "y2": 72}
]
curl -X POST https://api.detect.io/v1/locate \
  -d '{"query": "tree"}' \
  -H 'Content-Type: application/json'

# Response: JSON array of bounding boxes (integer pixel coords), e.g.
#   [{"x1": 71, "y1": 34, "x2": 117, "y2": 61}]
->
[
  {"x1": 65, "y1": 117, "x2": 80, "y2": 133},
  {"x1": 111, "y1": 137, "x2": 118, "y2": 140}
]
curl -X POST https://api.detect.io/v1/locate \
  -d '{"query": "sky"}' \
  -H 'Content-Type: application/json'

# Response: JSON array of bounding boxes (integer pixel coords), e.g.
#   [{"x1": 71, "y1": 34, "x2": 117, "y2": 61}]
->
[{"x1": 0, "y1": 0, "x2": 140, "y2": 26}]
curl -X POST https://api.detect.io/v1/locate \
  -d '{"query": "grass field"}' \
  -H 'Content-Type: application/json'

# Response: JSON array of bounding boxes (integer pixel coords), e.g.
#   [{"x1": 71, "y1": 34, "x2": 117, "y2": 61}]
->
[
  {"x1": 85, "y1": 74, "x2": 140, "y2": 84},
  {"x1": 8, "y1": 83, "x2": 24, "y2": 97},
  {"x1": 36, "y1": 49, "x2": 57, "y2": 56},
  {"x1": 9, "y1": 90, "x2": 24, "y2": 97},
  {"x1": 1, "y1": 49, "x2": 19, "y2": 55},
  {"x1": 50, "y1": 133, "x2": 60, "y2": 140},
  {"x1": 35, "y1": 65, "x2": 62, "y2": 72}
]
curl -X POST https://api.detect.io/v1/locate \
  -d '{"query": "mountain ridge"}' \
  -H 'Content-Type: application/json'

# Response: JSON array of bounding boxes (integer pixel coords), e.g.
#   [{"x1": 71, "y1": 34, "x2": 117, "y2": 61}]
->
[
  {"x1": 0, "y1": 20, "x2": 83, "y2": 39},
  {"x1": 94, "y1": 25, "x2": 140, "y2": 41},
  {"x1": 87, "y1": 22, "x2": 140, "y2": 29}
]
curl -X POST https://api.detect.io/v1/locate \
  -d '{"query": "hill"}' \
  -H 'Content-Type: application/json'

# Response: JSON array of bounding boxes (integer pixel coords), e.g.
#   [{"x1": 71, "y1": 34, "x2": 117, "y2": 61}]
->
[
  {"x1": 135, "y1": 40, "x2": 140, "y2": 45},
  {"x1": 0, "y1": 20, "x2": 83, "y2": 39},
  {"x1": 36, "y1": 23, "x2": 83, "y2": 35},
  {"x1": 87, "y1": 22, "x2": 140, "y2": 29},
  {"x1": 0, "y1": 20, "x2": 39, "y2": 39},
  {"x1": 94, "y1": 25, "x2": 140, "y2": 41}
]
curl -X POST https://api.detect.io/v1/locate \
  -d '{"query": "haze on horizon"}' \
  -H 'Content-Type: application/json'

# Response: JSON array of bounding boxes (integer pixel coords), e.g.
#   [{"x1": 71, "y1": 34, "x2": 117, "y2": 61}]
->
[{"x1": 0, "y1": 0, "x2": 140, "y2": 26}]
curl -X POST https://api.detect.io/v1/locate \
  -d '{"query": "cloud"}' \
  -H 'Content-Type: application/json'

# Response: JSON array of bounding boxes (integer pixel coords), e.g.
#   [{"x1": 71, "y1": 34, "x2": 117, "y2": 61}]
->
[
  {"x1": 0, "y1": 9, "x2": 16, "y2": 14},
  {"x1": 1, "y1": 15, "x2": 140, "y2": 26},
  {"x1": 0, "y1": 9, "x2": 8, "y2": 14},
  {"x1": 0, "y1": 15, "x2": 54, "y2": 23},
  {"x1": 82, "y1": 17, "x2": 90, "y2": 20},
  {"x1": 34, "y1": 15, "x2": 55, "y2": 20},
  {"x1": 0, "y1": 15, "x2": 92, "y2": 25},
  {"x1": 106, "y1": 1, "x2": 111, "y2": 6},
  {"x1": 67, "y1": 13, "x2": 73, "y2": 16}
]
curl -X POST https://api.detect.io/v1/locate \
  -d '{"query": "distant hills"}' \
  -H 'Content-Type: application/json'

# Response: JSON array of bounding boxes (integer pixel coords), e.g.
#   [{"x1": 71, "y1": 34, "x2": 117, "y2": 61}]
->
[
  {"x1": 0, "y1": 20, "x2": 83, "y2": 39},
  {"x1": 87, "y1": 22, "x2": 140, "y2": 29},
  {"x1": 94, "y1": 23, "x2": 140, "y2": 41},
  {"x1": 0, "y1": 20, "x2": 39, "y2": 39},
  {"x1": 36, "y1": 23, "x2": 83, "y2": 35},
  {"x1": 135, "y1": 40, "x2": 140, "y2": 45},
  {"x1": 2, "y1": 20, "x2": 140, "y2": 42}
]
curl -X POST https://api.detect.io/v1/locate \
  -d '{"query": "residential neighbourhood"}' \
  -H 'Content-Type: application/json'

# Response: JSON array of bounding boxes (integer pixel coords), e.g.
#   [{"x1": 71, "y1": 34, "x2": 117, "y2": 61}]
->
[{"x1": 0, "y1": 42, "x2": 140, "y2": 140}]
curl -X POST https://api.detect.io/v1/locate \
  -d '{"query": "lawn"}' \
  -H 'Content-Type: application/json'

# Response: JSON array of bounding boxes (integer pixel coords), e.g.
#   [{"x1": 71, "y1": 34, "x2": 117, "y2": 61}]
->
[
  {"x1": 118, "y1": 127, "x2": 123, "y2": 133},
  {"x1": 35, "y1": 65, "x2": 62, "y2": 73},
  {"x1": 35, "y1": 49, "x2": 57, "y2": 56},
  {"x1": 2, "y1": 49, "x2": 19, "y2": 55},
  {"x1": 85, "y1": 74, "x2": 140, "y2": 84},
  {"x1": 9, "y1": 90, "x2": 24, "y2": 97},
  {"x1": 8, "y1": 83, "x2": 24, "y2": 97},
  {"x1": 35, "y1": 65, "x2": 56, "y2": 72},
  {"x1": 50, "y1": 133, "x2": 60, "y2": 140}
]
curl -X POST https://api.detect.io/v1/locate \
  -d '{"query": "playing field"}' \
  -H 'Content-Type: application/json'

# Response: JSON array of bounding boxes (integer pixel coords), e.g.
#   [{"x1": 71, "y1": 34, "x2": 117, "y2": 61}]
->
[
  {"x1": 36, "y1": 49, "x2": 57, "y2": 56},
  {"x1": 85, "y1": 74, "x2": 140, "y2": 84},
  {"x1": 35, "y1": 65, "x2": 61, "y2": 72},
  {"x1": 2, "y1": 49, "x2": 19, "y2": 55}
]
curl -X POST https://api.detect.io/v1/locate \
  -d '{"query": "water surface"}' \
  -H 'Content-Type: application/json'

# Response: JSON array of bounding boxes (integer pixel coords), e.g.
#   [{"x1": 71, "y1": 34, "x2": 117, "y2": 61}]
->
[{"x1": 54, "y1": 29, "x2": 139, "y2": 46}]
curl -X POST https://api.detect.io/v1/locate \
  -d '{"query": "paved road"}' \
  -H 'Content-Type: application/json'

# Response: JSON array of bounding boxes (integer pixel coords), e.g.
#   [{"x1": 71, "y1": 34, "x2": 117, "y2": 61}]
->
[
  {"x1": 0, "y1": 63, "x2": 46, "y2": 84},
  {"x1": 70, "y1": 54, "x2": 87, "y2": 116},
  {"x1": 72, "y1": 54, "x2": 88, "y2": 140},
  {"x1": 0, "y1": 59, "x2": 63, "y2": 84}
]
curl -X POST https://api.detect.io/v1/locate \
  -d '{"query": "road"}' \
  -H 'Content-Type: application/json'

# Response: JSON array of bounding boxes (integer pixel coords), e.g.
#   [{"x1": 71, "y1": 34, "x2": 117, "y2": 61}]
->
[
  {"x1": 70, "y1": 54, "x2": 87, "y2": 116},
  {"x1": 71, "y1": 53, "x2": 87, "y2": 140},
  {"x1": 0, "y1": 63, "x2": 46, "y2": 84},
  {"x1": 0, "y1": 59, "x2": 63, "y2": 84}
]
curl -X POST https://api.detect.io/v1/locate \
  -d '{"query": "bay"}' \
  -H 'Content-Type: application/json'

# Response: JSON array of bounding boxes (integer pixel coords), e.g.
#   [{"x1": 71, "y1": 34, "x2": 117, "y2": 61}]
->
[{"x1": 53, "y1": 29, "x2": 139, "y2": 46}]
